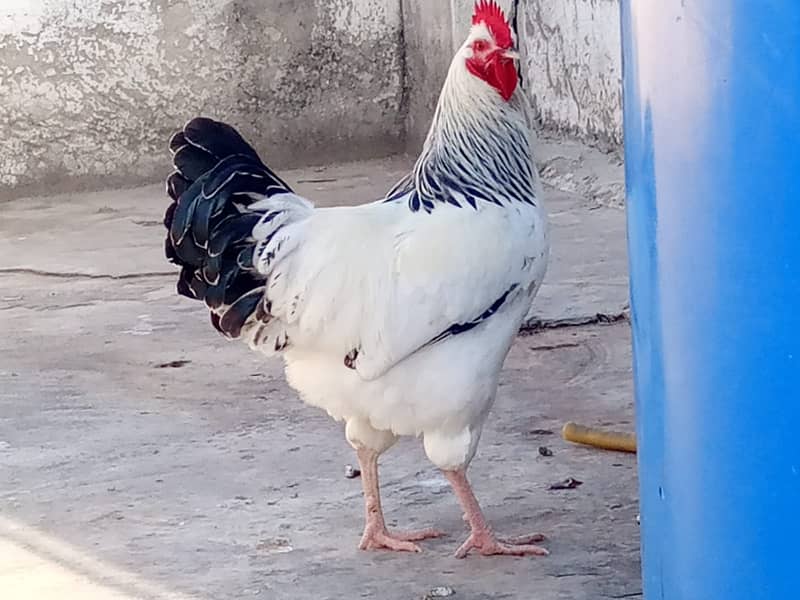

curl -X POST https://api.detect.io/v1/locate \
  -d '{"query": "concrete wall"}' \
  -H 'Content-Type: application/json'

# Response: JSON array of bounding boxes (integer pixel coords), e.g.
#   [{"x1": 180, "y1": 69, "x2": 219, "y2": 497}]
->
[
  {"x1": 1, "y1": 0, "x2": 622, "y2": 196},
  {"x1": 0, "y1": 0, "x2": 404, "y2": 198},
  {"x1": 400, "y1": 0, "x2": 454, "y2": 152},
  {"x1": 520, "y1": 0, "x2": 622, "y2": 147},
  {"x1": 404, "y1": 0, "x2": 622, "y2": 151}
]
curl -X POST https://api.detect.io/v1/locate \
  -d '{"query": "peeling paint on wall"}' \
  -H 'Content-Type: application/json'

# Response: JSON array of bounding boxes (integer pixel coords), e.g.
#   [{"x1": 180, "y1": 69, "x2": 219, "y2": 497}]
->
[
  {"x1": 0, "y1": 0, "x2": 404, "y2": 196},
  {"x1": 521, "y1": 0, "x2": 622, "y2": 146}
]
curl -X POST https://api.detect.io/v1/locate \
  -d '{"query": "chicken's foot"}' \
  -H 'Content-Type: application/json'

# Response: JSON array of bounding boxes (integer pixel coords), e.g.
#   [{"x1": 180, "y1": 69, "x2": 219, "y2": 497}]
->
[
  {"x1": 356, "y1": 448, "x2": 444, "y2": 552},
  {"x1": 443, "y1": 469, "x2": 548, "y2": 558}
]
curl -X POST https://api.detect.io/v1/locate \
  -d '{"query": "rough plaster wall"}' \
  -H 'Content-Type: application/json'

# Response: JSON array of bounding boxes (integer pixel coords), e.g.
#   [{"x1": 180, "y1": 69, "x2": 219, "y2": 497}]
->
[
  {"x1": 400, "y1": 0, "x2": 452, "y2": 152},
  {"x1": 0, "y1": 0, "x2": 404, "y2": 197},
  {"x1": 405, "y1": 0, "x2": 622, "y2": 151},
  {"x1": 521, "y1": 0, "x2": 622, "y2": 146}
]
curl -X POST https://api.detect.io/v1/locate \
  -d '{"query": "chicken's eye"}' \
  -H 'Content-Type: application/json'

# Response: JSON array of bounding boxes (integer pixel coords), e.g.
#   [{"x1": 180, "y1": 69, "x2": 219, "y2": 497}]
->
[{"x1": 472, "y1": 40, "x2": 489, "y2": 53}]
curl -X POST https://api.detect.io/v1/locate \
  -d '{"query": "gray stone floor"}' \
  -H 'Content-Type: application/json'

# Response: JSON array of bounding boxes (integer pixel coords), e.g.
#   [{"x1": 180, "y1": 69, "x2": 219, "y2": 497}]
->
[{"x1": 0, "y1": 148, "x2": 640, "y2": 599}]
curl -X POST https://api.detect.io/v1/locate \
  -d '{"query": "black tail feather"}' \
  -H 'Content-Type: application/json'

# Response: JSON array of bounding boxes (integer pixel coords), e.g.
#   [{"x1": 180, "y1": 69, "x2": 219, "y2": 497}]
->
[
  {"x1": 169, "y1": 130, "x2": 187, "y2": 153},
  {"x1": 208, "y1": 213, "x2": 262, "y2": 258},
  {"x1": 219, "y1": 288, "x2": 266, "y2": 338},
  {"x1": 173, "y1": 144, "x2": 218, "y2": 181},
  {"x1": 163, "y1": 117, "x2": 294, "y2": 338},
  {"x1": 166, "y1": 172, "x2": 190, "y2": 203},
  {"x1": 183, "y1": 117, "x2": 261, "y2": 162}
]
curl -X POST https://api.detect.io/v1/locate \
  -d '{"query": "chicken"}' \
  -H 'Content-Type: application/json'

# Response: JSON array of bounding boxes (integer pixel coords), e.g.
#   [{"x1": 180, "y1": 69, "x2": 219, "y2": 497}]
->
[{"x1": 163, "y1": 0, "x2": 550, "y2": 558}]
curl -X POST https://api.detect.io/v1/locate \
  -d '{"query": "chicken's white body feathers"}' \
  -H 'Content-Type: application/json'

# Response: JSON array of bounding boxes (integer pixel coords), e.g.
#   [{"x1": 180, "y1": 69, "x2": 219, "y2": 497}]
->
[{"x1": 242, "y1": 187, "x2": 548, "y2": 469}]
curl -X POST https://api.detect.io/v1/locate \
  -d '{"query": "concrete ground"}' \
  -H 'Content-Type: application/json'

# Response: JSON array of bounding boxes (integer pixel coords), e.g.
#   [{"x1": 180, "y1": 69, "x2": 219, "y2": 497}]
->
[{"x1": 0, "y1": 143, "x2": 639, "y2": 599}]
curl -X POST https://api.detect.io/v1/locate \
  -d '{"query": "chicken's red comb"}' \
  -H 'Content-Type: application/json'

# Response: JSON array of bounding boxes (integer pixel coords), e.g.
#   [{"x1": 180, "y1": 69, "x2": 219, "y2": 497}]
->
[{"x1": 472, "y1": 0, "x2": 513, "y2": 49}]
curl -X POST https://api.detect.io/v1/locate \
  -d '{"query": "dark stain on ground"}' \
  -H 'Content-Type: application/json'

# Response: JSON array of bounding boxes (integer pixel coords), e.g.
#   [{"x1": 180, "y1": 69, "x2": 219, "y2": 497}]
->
[{"x1": 154, "y1": 359, "x2": 192, "y2": 368}]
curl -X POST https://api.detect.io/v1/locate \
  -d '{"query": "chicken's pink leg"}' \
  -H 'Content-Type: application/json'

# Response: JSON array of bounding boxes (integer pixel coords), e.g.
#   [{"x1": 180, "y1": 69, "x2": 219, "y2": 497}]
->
[
  {"x1": 356, "y1": 448, "x2": 444, "y2": 552},
  {"x1": 443, "y1": 469, "x2": 548, "y2": 558}
]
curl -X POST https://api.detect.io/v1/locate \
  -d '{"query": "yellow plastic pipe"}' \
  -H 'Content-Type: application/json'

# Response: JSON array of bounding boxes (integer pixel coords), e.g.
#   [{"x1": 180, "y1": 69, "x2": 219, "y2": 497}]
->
[{"x1": 561, "y1": 422, "x2": 637, "y2": 454}]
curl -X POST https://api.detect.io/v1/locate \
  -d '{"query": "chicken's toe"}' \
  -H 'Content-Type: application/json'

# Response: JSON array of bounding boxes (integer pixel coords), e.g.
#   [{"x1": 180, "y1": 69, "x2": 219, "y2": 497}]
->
[
  {"x1": 454, "y1": 531, "x2": 549, "y2": 558},
  {"x1": 359, "y1": 529, "x2": 423, "y2": 552},
  {"x1": 393, "y1": 527, "x2": 446, "y2": 542},
  {"x1": 498, "y1": 532, "x2": 547, "y2": 545}
]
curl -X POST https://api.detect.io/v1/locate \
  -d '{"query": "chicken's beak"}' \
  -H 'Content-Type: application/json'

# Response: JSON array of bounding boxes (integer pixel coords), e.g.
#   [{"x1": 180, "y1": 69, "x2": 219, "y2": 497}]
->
[{"x1": 502, "y1": 49, "x2": 520, "y2": 61}]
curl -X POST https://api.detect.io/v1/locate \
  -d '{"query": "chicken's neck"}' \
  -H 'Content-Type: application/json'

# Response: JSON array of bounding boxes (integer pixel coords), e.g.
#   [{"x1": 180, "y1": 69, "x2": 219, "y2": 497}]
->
[{"x1": 402, "y1": 66, "x2": 539, "y2": 212}]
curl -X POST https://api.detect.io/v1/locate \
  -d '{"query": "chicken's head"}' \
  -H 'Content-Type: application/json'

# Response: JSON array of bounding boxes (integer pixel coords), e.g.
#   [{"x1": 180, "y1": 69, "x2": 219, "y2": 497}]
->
[{"x1": 463, "y1": 0, "x2": 519, "y2": 102}]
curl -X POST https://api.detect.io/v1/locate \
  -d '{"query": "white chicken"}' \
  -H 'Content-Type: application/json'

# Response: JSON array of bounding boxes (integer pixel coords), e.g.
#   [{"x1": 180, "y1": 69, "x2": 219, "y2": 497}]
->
[{"x1": 163, "y1": 0, "x2": 549, "y2": 557}]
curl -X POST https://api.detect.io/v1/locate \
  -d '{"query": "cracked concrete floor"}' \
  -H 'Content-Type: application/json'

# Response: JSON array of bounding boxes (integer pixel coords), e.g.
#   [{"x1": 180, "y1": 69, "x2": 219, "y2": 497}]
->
[{"x1": 0, "y1": 151, "x2": 640, "y2": 599}]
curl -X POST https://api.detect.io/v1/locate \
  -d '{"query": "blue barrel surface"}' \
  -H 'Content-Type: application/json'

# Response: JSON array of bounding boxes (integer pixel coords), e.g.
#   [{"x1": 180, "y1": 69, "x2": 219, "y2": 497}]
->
[{"x1": 621, "y1": 2, "x2": 800, "y2": 599}]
